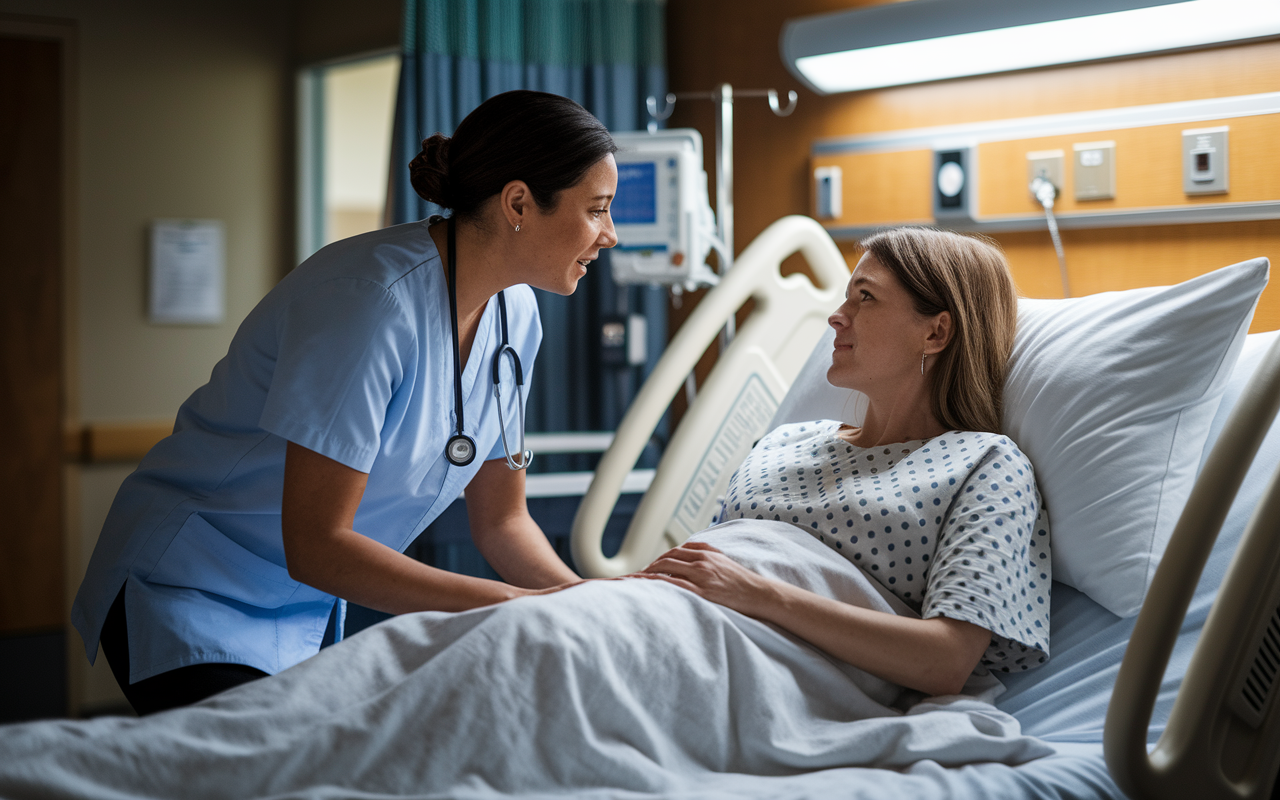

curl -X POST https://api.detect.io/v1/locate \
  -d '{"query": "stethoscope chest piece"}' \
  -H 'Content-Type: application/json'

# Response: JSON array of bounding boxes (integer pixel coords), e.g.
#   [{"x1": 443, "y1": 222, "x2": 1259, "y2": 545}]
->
[{"x1": 446, "y1": 434, "x2": 476, "y2": 467}]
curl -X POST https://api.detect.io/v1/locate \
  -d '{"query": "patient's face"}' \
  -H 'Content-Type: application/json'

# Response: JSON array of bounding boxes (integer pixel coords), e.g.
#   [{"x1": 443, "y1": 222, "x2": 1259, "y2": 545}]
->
[{"x1": 827, "y1": 254, "x2": 935, "y2": 394}]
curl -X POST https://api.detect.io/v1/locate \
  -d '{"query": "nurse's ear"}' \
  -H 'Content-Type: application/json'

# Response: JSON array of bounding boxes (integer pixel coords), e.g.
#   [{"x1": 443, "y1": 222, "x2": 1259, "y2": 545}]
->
[{"x1": 499, "y1": 179, "x2": 534, "y2": 232}]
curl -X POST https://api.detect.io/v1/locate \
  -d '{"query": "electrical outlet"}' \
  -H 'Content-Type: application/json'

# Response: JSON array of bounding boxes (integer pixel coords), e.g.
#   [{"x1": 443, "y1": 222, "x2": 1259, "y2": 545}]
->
[
  {"x1": 1026, "y1": 150, "x2": 1065, "y2": 199},
  {"x1": 1073, "y1": 141, "x2": 1115, "y2": 200}
]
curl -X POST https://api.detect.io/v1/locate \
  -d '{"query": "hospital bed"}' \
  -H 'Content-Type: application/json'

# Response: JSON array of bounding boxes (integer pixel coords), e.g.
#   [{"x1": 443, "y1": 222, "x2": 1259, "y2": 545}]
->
[
  {"x1": 572, "y1": 215, "x2": 1280, "y2": 799},
  {"x1": 4, "y1": 218, "x2": 1277, "y2": 800}
]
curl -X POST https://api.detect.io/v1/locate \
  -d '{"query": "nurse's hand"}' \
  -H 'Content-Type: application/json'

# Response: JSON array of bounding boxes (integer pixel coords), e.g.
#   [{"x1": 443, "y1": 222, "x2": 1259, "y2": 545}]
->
[
  {"x1": 510, "y1": 578, "x2": 588, "y2": 599},
  {"x1": 633, "y1": 542, "x2": 777, "y2": 618},
  {"x1": 283, "y1": 441, "x2": 547, "y2": 614}
]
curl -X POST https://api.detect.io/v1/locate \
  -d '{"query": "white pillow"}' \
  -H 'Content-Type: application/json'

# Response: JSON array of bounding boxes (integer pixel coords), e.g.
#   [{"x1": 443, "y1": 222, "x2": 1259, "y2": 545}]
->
[
  {"x1": 1006, "y1": 259, "x2": 1267, "y2": 616},
  {"x1": 770, "y1": 258, "x2": 1269, "y2": 618}
]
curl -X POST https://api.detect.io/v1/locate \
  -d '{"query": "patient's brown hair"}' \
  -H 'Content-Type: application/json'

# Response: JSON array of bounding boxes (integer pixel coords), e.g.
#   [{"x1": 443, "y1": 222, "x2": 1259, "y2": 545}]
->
[{"x1": 859, "y1": 228, "x2": 1017, "y2": 434}]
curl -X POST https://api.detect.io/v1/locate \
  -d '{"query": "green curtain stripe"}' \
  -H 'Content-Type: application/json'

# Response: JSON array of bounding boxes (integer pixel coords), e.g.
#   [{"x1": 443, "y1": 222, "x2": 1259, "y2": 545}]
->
[{"x1": 403, "y1": 0, "x2": 664, "y2": 68}]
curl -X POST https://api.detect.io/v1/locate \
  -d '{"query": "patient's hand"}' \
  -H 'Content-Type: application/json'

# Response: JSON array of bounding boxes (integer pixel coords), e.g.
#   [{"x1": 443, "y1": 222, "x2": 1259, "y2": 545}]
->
[{"x1": 635, "y1": 542, "x2": 775, "y2": 617}]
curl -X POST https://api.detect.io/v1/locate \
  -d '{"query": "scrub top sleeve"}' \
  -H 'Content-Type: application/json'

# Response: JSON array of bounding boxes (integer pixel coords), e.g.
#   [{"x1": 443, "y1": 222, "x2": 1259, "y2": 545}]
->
[
  {"x1": 487, "y1": 287, "x2": 543, "y2": 462},
  {"x1": 260, "y1": 278, "x2": 416, "y2": 473}
]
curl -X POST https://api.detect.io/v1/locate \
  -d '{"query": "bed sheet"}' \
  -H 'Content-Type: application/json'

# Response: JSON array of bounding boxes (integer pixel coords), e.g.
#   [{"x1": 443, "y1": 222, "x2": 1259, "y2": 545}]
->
[{"x1": 0, "y1": 521, "x2": 1055, "y2": 800}]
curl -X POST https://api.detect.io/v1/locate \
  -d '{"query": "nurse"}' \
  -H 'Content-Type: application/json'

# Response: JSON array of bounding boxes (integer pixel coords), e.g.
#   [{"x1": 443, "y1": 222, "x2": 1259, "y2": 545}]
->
[{"x1": 72, "y1": 90, "x2": 619, "y2": 715}]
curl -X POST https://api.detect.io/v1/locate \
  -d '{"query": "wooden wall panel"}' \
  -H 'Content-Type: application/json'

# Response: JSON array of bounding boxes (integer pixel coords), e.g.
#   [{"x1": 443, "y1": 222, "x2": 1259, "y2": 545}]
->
[
  {"x1": 811, "y1": 149, "x2": 934, "y2": 225},
  {"x1": 993, "y1": 222, "x2": 1280, "y2": 332}
]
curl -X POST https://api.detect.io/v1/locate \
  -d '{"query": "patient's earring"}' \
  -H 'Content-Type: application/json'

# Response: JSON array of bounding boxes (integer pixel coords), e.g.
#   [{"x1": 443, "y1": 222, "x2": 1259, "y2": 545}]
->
[
  {"x1": 921, "y1": 353, "x2": 926, "y2": 375},
  {"x1": 514, "y1": 223, "x2": 521, "y2": 232}
]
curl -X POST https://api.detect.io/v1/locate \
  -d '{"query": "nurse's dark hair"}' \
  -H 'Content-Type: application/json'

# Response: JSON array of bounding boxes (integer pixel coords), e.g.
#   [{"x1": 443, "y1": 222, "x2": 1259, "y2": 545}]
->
[
  {"x1": 409, "y1": 90, "x2": 616, "y2": 218},
  {"x1": 859, "y1": 228, "x2": 1018, "y2": 435}
]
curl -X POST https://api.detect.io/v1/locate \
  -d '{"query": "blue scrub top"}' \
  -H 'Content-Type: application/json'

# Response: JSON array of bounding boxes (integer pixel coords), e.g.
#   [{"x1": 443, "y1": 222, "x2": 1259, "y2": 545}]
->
[{"x1": 71, "y1": 220, "x2": 542, "y2": 683}]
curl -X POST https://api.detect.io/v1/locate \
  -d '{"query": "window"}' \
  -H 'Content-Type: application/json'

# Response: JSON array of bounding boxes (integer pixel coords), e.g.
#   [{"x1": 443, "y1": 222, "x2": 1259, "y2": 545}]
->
[{"x1": 297, "y1": 53, "x2": 400, "y2": 262}]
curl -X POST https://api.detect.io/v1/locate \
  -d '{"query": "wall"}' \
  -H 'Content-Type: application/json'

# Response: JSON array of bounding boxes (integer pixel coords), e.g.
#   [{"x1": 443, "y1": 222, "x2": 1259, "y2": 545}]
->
[
  {"x1": 666, "y1": 0, "x2": 1280, "y2": 331},
  {"x1": 292, "y1": 0, "x2": 401, "y2": 65},
  {"x1": 0, "y1": 0, "x2": 400, "y2": 716},
  {"x1": 0, "y1": 0, "x2": 293, "y2": 714}
]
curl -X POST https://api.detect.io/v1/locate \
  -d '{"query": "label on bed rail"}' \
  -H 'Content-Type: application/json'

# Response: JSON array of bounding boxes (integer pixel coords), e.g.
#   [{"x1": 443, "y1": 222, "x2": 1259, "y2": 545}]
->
[{"x1": 671, "y1": 374, "x2": 779, "y2": 538}]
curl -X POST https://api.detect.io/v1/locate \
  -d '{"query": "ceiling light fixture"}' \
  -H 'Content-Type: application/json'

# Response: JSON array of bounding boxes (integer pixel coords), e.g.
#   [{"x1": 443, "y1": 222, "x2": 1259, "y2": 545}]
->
[{"x1": 782, "y1": 0, "x2": 1280, "y2": 95}]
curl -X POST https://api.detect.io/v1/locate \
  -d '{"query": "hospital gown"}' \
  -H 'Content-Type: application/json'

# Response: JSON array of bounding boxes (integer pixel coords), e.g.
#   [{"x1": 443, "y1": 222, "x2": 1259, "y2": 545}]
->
[{"x1": 715, "y1": 420, "x2": 1051, "y2": 672}]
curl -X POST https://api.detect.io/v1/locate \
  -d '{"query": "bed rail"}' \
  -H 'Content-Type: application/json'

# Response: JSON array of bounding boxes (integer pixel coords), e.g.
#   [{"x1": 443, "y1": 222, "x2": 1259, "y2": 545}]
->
[
  {"x1": 1106, "y1": 334, "x2": 1280, "y2": 800},
  {"x1": 571, "y1": 215, "x2": 849, "y2": 578}
]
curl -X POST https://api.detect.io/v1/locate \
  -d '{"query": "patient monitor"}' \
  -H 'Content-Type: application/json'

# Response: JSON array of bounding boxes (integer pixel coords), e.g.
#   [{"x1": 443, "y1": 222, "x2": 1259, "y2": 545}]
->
[{"x1": 609, "y1": 129, "x2": 720, "y2": 289}]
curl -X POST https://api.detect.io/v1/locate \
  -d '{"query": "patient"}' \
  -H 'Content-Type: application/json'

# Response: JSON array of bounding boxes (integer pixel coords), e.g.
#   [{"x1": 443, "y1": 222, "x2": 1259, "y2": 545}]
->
[{"x1": 637, "y1": 227, "x2": 1051, "y2": 697}]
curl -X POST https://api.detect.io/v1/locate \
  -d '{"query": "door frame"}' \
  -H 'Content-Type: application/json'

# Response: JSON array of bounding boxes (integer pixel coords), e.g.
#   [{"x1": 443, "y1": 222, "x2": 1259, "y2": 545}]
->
[{"x1": 1, "y1": 12, "x2": 80, "y2": 715}]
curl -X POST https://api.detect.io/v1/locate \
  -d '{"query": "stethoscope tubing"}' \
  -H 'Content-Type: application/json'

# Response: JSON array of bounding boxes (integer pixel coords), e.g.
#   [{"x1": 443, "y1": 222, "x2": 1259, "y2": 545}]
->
[{"x1": 443, "y1": 217, "x2": 533, "y2": 471}]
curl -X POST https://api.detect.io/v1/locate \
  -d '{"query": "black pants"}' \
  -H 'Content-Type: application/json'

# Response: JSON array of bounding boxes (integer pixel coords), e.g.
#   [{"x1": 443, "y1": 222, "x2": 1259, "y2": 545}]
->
[{"x1": 99, "y1": 584, "x2": 268, "y2": 716}]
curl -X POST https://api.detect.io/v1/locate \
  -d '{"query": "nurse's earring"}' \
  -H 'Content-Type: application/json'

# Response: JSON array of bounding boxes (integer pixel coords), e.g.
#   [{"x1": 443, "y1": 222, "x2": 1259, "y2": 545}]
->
[
  {"x1": 513, "y1": 223, "x2": 521, "y2": 232},
  {"x1": 921, "y1": 352, "x2": 926, "y2": 376}
]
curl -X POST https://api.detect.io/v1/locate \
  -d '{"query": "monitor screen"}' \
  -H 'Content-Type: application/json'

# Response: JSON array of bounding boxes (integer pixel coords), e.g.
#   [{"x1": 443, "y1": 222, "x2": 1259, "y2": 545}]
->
[{"x1": 612, "y1": 162, "x2": 657, "y2": 225}]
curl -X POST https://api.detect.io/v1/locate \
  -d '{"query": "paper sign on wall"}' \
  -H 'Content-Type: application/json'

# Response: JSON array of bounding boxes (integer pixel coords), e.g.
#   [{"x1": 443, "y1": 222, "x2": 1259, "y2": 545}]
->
[{"x1": 149, "y1": 219, "x2": 225, "y2": 324}]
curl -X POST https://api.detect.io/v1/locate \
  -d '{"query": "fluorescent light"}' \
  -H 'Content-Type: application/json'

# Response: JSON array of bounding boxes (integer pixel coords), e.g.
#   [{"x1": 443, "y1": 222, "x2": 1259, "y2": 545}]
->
[{"x1": 784, "y1": 0, "x2": 1280, "y2": 94}]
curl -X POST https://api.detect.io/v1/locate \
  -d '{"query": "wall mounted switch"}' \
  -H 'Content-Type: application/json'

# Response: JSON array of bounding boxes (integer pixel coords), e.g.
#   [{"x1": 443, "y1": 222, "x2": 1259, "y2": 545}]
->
[
  {"x1": 1183, "y1": 126, "x2": 1229, "y2": 195},
  {"x1": 1073, "y1": 141, "x2": 1115, "y2": 200},
  {"x1": 1026, "y1": 150, "x2": 1065, "y2": 199},
  {"x1": 814, "y1": 166, "x2": 842, "y2": 219}
]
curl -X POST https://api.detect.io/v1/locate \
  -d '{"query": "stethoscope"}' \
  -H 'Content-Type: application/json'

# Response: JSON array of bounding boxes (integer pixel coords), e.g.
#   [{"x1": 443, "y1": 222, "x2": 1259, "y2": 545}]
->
[{"x1": 440, "y1": 216, "x2": 533, "y2": 471}]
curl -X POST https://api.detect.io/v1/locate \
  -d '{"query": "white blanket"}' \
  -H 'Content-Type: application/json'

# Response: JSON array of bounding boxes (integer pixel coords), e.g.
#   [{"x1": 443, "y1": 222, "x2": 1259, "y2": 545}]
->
[{"x1": 0, "y1": 520, "x2": 1051, "y2": 799}]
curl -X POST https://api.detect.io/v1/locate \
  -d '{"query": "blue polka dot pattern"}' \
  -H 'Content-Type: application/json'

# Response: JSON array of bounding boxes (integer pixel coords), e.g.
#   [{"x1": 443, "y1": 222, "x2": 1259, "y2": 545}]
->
[{"x1": 715, "y1": 420, "x2": 1051, "y2": 673}]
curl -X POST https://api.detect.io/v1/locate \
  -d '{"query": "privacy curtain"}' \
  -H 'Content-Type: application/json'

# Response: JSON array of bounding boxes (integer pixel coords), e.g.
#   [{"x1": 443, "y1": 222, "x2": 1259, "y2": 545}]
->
[{"x1": 389, "y1": 0, "x2": 669, "y2": 472}]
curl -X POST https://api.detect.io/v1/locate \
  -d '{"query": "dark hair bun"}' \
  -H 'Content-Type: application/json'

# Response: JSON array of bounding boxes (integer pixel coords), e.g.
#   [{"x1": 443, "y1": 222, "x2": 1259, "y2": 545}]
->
[
  {"x1": 409, "y1": 133, "x2": 453, "y2": 207},
  {"x1": 406, "y1": 92, "x2": 615, "y2": 219}
]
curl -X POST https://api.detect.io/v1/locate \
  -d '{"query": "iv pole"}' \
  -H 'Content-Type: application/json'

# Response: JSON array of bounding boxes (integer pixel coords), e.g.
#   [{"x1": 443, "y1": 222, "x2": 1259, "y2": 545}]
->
[{"x1": 645, "y1": 83, "x2": 797, "y2": 402}]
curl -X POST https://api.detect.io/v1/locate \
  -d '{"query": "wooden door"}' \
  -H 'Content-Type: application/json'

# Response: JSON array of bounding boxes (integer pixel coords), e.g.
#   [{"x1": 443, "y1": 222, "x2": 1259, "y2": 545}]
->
[{"x1": 0, "y1": 35, "x2": 65, "y2": 635}]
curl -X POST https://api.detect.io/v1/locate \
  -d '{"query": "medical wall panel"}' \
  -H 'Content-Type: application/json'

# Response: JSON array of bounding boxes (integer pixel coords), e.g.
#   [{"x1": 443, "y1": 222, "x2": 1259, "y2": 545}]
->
[
  {"x1": 810, "y1": 99, "x2": 1280, "y2": 234},
  {"x1": 977, "y1": 114, "x2": 1280, "y2": 219}
]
